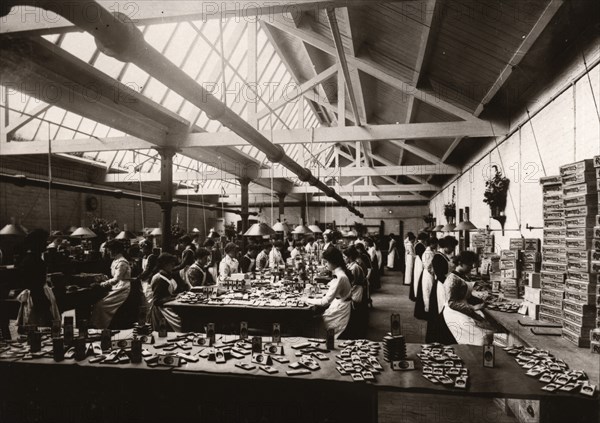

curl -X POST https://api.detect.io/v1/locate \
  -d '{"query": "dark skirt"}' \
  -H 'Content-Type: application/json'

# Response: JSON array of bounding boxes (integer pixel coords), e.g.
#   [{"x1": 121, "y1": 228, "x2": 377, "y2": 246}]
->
[
  {"x1": 425, "y1": 279, "x2": 456, "y2": 344},
  {"x1": 408, "y1": 271, "x2": 417, "y2": 302},
  {"x1": 413, "y1": 276, "x2": 427, "y2": 320}
]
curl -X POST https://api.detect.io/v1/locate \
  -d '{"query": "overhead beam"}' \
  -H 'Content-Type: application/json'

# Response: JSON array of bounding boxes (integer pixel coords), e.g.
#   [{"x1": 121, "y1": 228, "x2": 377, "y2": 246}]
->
[
  {"x1": 1, "y1": 121, "x2": 502, "y2": 155},
  {"x1": 216, "y1": 194, "x2": 429, "y2": 204},
  {"x1": 0, "y1": 1, "x2": 411, "y2": 36},
  {"x1": 177, "y1": 184, "x2": 437, "y2": 196},
  {"x1": 262, "y1": 16, "x2": 479, "y2": 122},
  {"x1": 389, "y1": 140, "x2": 442, "y2": 164}
]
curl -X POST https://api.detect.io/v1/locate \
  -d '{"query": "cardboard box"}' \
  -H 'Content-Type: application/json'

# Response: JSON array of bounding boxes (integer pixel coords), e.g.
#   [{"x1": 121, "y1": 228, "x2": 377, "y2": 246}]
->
[
  {"x1": 562, "y1": 171, "x2": 596, "y2": 186},
  {"x1": 564, "y1": 289, "x2": 596, "y2": 305},
  {"x1": 563, "y1": 181, "x2": 597, "y2": 197},
  {"x1": 565, "y1": 216, "x2": 597, "y2": 228},
  {"x1": 541, "y1": 280, "x2": 564, "y2": 291},
  {"x1": 566, "y1": 228, "x2": 595, "y2": 239},
  {"x1": 564, "y1": 205, "x2": 598, "y2": 218},
  {"x1": 542, "y1": 237, "x2": 566, "y2": 247},
  {"x1": 540, "y1": 289, "x2": 564, "y2": 301},
  {"x1": 560, "y1": 159, "x2": 594, "y2": 176},
  {"x1": 565, "y1": 279, "x2": 597, "y2": 294},
  {"x1": 540, "y1": 304, "x2": 563, "y2": 319},
  {"x1": 541, "y1": 262, "x2": 568, "y2": 273},
  {"x1": 563, "y1": 308, "x2": 596, "y2": 327},
  {"x1": 541, "y1": 296, "x2": 563, "y2": 309},
  {"x1": 542, "y1": 246, "x2": 567, "y2": 256},
  {"x1": 500, "y1": 250, "x2": 520, "y2": 260},
  {"x1": 500, "y1": 259, "x2": 518, "y2": 270},
  {"x1": 524, "y1": 286, "x2": 542, "y2": 305},
  {"x1": 561, "y1": 329, "x2": 591, "y2": 348},
  {"x1": 544, "y1": 228, "x2": 566, "y2": 239},
  {"x1": 523, "y1": 239, "x2": 541, "y2": 252},
  {"x1": 540, "y1": 271, "x2": 566, "y2": 283},
  {"x1": 567, "y1": 271, "x2": 598, "y2": 283},
  {"x1": 500, "y1": 269, "x2": 520, "y2": 279},
  {"x1": 539, "y1": 312, "x2": 563, "y2": 326},
  {"x1": 567, "y1": 250, "x2": 593, "y2": 262},
  {"x1": 509, "y1": 238, "x2": 525, "y2": 250},
  {"x1": 522, "y1": 262, "x2": 540, "y2": 272},
  {"x1": 594, "y1": 156, "x2": 600, "y2": 168},
  {"x1": 563, "y1": 320, "x2": 594, "y2": 337},
  {"x1": 564, "y1": 194, "x2": 597, "y2": 208},
  {"x1": 543, "y1": 219, "x2": 566, "y2": 228},
  {"x1": 522, "y1": 251, "x2": 541, "y2": 262},
  {"x1": 565, "y1": 238, "x2": 594, "y2": 250},
  {"x1": 543, "y1": 192, "x2": 563, "y2": 202},
  {"x1": 542, "y1": 254, "x2": 567, "y2": 264},
  {"x1": 563, "y1": 299, "x2": 597, "y2": 316},
  {"x1": 543, "y1": 210, "x2": 565, "y2": 220},
  {"x1": 539, "y1": 175, "x2": 562, "y2": 185}
]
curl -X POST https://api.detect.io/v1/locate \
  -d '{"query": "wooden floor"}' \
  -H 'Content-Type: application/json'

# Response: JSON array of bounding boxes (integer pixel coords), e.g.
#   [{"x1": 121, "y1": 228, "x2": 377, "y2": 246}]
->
[{"x1": 370, "y1": 270, "x2": 517, "y2": 423}]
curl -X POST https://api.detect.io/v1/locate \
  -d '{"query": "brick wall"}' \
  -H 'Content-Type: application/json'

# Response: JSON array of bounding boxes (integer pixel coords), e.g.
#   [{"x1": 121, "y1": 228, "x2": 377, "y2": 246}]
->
[{"x1": 429, "y1": 42, "x2": 600, "y2": 251}]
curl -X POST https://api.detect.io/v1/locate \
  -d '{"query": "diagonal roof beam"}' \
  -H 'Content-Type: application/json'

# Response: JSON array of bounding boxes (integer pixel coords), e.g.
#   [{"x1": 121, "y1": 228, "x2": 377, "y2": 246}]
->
[
  {"x1": 256, "y1": 65, "x2": 337, "y2": 120},
  {"x1": 262, "y1": 15, "x2": 480, "y2": 122},
  {"x1": 439, "y1": 0, "x2": 563, "y2": 164}
]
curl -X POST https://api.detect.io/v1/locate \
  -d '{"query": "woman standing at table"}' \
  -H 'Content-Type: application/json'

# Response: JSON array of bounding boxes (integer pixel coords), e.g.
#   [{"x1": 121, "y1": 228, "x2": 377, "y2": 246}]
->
[
  {"x1": 218, "y1": 242, "x2": 239, "y2": 280},
  {"x1": 426, "y1": 236, "x2": 457, "y2": 344},
  {"x1": 386, "y1": 233, "x2": 398, "y2": 270},
  {"x1": 414, "y1": 237, "x2": 437, "y2": 320},
  {"x1": 342, "y1": 246, "x2": 368, "y2": 339},
  {"x1": 411, "y1": 232, "x2": 428, "y2": 302},
  {"x1": 443, "y1": 251, "x2": 494, "y2": 345},
  {"x1": 269, "y1": 240, "x2": 286, "y2": 269},
  {"x1": 91, "y1": 240, "x2": 132, "y2": 329},
  {"x1": 304, "y1": 247, "x2": 352, "y2": 338},
  {"x1": 403, "y1": 232, "x2": 416, "y2": 288},
  {"x1": 149, "y1": 253, "x2": 189, "y2": 332}
]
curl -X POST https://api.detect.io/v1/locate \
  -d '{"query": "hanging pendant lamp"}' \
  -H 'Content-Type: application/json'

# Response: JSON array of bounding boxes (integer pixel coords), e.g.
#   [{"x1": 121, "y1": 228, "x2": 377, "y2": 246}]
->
[
  {"x1": 292, "y1": 221, "x2": 313, "y2": 235},
  {"x1": 456, "y1": 207, "x2": 478, "y2": 231},
  {"x1": 272, "y1": 220, "x2": 290, "y2": 232},
  {"x1": 115, "y1": 224, "x2": 137, "y2": 240},
  {"x1": 70, "y1": 226, "x2": 97, "y2": 239},
  {"x1": 0, "y1": 218, "x2": 27, "y2": 236},
  {"x1": 244, "y1": 222, "x2": 276, "y2": 237}
]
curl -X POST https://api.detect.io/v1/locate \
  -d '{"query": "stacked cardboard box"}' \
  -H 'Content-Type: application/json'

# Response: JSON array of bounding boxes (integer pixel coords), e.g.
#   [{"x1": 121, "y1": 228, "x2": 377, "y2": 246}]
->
[
  {"x1": 561, "y1": 159, "x2": 598, "y2": 348},
  {"x1": 472, "y1": 232, "x2": 495, "y2": 255},
  {"x1": 520, "y1": 239, "x2": 541, "y2": 319},
  {"x1": 500, "y1": 246, "x2": 521, "y2": 299},
  {"x1": 594, "y1": 155, "x2": 600, "y2": 353},
  {"x1": 539, "y1": 175, "x2": 566, "y2": 327}
]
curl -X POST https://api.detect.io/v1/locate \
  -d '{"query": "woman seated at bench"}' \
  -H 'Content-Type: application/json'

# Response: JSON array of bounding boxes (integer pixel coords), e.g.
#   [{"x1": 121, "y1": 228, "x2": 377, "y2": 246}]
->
[{"x1": 149, "y1": 253, "x2": 190, "y2": 332}]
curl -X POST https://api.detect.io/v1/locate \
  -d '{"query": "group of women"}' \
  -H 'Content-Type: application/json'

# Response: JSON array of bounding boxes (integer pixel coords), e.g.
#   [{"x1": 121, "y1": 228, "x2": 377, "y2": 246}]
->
[{"x1": 404, "y1": 232, "x2": 494, "y2": 346}]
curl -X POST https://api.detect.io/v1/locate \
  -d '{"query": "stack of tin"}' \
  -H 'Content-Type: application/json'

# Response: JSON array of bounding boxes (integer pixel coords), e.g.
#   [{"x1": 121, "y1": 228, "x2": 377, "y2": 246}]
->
[
  {"x1": 539, "y1": 175, "x2": 567, "y2": 327},
  {"x1": 560, "y1": 159, "x2": 598, "y2": 347}
]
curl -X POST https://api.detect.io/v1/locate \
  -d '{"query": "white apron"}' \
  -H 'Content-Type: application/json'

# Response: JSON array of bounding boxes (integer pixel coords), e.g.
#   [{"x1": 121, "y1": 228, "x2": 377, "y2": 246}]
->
[
  {"x1": 442, "y1": 306, "x2": 492, "y2": 346},
  {"x1": 322, "y1": 280, "x2": 352, "y2": 339},
  {"x1": 403, "y1": 240, "x2": 414, "y2": 285},
  {"x1": 16, "y1": 285, "x2": 61, "y2": 326},
  {"x1": 91, "y1": 258, "x2": 131, "y2": 329},
  {"x1": 413, "y1": 248, "x2": 424, "y2": 298},
  {"x1": 149, "y1": 274, "x2": 182, "y2": 333},
  {"x1": 387, "y1": 239, "x2": 397, "y2": 269},
  {"x1": 421, "y1": 249, "x2": 435, "y2": 312}
]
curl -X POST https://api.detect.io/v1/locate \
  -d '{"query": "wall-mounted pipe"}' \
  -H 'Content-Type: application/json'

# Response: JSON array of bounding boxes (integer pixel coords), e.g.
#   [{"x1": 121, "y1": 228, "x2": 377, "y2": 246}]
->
[
  {"x1": 3, "y1": 1, "x2": 362, "y2": 218},
  {"x1": 0, "y1": 173, "x2": 256, "y2": 216}
]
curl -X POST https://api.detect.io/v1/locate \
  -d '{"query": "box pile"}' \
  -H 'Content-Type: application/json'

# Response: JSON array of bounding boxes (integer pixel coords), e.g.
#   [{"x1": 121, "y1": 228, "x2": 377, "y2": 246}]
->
[
  {"x1": 539, "y1": 175, "x2": 566, "y2": 327},
  {"x1": 560, "y1": 159, "x2": 598, "y2": 347}
]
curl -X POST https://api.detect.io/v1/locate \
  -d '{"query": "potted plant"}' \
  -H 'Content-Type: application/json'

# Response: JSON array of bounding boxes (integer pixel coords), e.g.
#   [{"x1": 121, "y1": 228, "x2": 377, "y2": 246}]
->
[
  {"x1": 483, "y1": 165, "x2": 510, "y2": 235},
  {"x1": 444, "y1": 187, "x2": 456, "y2": 224}
]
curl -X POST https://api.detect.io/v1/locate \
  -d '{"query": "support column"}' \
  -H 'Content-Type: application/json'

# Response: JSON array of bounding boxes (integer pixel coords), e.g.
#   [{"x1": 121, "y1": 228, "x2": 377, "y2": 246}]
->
[
  {"x1": 300, "y1": 203, "x2": 307, "y2": 225},
  {"x1": 277, "y1": 193, "x2": 286, "y2": 220},
  {"x1": 158, "y1": 147, "x2": 176, "y2": 252},
  {"x1": 239, "y1": 177, "x2": 250, "y2": 236}
]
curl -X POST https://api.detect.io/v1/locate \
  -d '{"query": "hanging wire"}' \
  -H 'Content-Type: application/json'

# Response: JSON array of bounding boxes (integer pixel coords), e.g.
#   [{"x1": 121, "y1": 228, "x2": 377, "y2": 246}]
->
[
  {"x1": 490, "y1": 123, "x2": 521, "y2": 228},
  {"x1": 47, "y1": 123, "x2": 52, "y2": 232},
  {"x1": 186, "y1": 182, "x2": 190, "y2": 233},
  {"x1": 573, "y1": 82, "x2": 577, "y2": 161},
  {"x1": 581, "y1": 48, "x2": 600, "y2": 123},
  {"x1": 270, "y1": 112, "x2": 274, "y2": 225},
  {"x1": 200, "y1": 188, "x2": 207, "y2": 235},
  {"x1": 137, "y1": 153, "x2": 145, "y2": 230},
  {"x1": 525, "y1": 110, "x2": 547, "y2": 177}
]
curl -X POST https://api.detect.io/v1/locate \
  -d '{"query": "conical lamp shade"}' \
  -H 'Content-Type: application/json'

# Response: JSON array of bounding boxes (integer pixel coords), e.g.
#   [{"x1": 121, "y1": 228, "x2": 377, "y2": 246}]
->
[
  {"x1": 150, "y1": 227, "x2": 162, "y2": 236},
  {"x1": 116, "y1": 230, "x2": 137, "y2": 240},
  {"x1": 456, "y1": 220, "x2": 477, "y2": 231},
  {"x1": 272, "y1": 221, "x2": 290, "y2": 232},
  {"x1": 292, "y1": 224, "x2": 313, "y2": 235},
  {"x1": 0, "y1": 223, "x2": 27, "y2": 236},
  {"x1": 441, "y1": 223, "x2": 456, "y2": 232},
  {"x1": 433, "y1": 225, "x2": 444, "y2": 232},
  {"x1": 192, "y1": 228, "x2": 200, "y2": 233},
  {"x1": 308, "y1": 224, "x2": 322, "y2": 233},
  {"x1": 70, "y1": 227, "x2": 97, "y2": 239},
  {"x1": 244, "y1": 222, "x2": 276, "y2": 236},
  {"x1": 347, "y1": 229, "x2": 357, "y2": 237}
]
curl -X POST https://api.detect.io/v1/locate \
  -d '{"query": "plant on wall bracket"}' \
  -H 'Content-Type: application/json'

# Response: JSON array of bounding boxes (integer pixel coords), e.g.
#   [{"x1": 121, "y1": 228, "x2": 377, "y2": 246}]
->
[
  {"x1": 483, "y1": 165, "x2": 510, "y2": 235},
  {"x1": 444, "y1": 187, "x2": 456, "y2": 224}
]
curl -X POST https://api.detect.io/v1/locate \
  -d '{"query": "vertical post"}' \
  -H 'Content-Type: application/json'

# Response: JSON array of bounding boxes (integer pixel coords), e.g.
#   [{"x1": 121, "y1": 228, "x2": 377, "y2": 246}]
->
[
  {"x1": 277, "y1": 193, "x2": 286, "y2": 220},
  {"x1": 247, "y1": 20, "x2": 258, "y2": 128},
  {"x1": 300, "y1": 202, "x2": 307, "y2": 224},
  {"x1": 239, "y1": 177, "x2": 250, "y2": 236},
  {"x1": 158, "y1": 147, "x2": 176, "y2": 252},
  {"x1": 337, "y1": 67, "x2": 345, "y2": 127}
]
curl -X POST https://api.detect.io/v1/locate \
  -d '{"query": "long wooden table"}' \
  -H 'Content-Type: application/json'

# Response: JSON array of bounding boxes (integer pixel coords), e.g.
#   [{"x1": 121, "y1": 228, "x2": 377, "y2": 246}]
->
[
  {"x1": 485, "y1": 309, "x2": 600, "y2": 385},
  {"x1": 0, "y1": 332, "x2": 597, "y2": 423},
  {"x1": 164, "y1": 298, "x2": 321, "y2": 336}
]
